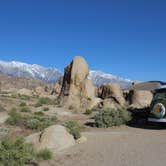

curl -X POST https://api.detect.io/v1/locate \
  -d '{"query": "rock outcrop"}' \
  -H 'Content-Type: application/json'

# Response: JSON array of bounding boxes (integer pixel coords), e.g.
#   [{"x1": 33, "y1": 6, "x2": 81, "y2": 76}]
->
[
  {"x1": 128, "y1": 90, "x2": 153, "y2": 108},
  {"x1": 98, "y1": 83, "x2": 125, "y2": 106},
  {"x1": 51, "y1": 83, "x2": 61, "y2": 95},
  {"x1": 59, "y1": 56, "x2": 99, "y2": 111},
  {"x1": 127, "y1": 81, "x2": 153, "y2": 109},
  {"x1": 26, "y1": 125, "x2": 75, "y2": 153}
]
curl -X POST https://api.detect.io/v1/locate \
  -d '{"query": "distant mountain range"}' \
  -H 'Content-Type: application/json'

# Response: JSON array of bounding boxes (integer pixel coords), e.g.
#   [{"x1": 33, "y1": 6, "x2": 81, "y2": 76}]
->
[
  {"x1": 89, "y1": 70, "x2": 132, "y2": 87},
  {"x1": 0, "y1": 60, "x2": 132, "y2": 87}
]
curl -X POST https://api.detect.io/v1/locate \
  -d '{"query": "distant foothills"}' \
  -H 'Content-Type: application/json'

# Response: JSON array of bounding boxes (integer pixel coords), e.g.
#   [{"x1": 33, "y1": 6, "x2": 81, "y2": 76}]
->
[{"x1": 0, "y1": 60, "x2": 132, "y2": 88}]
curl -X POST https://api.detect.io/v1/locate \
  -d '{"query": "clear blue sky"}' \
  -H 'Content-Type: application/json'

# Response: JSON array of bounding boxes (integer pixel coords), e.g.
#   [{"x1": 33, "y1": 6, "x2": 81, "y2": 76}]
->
[{"x1": 0, "y1": 0, "x2": 166, "y2": 81}]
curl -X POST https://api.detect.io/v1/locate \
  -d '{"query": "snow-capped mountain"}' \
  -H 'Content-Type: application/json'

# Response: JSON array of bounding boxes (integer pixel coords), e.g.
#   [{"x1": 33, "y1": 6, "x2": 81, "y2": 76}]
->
[
  {"x1": 88, "y1": 70, "x2": 132, "y2": 88},
  {"x1": 0, "y1": 60, "x2": 62, "y2": 83},
  {"x1": 0, "y1": 60, "x2": 132, "y2": 87}
]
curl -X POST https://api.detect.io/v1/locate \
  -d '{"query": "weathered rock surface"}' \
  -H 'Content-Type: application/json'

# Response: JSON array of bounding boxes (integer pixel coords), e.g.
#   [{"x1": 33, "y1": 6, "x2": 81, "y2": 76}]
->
[
  {"x1": 51, "y1": 83, "x2": 61, "y2": 95},
  {"x1": 98, "y1": 83, "x2": 125, "y2": 106},
  {"x1": 76, "y1": 136, "x2": 87, "y2": 144},
  {"x1": 26, "y1": 125, "x2": 75, "y2": 153},
  {"x1": 59, "y1": 56, "x2": 99, "y2": 111},
  {"x1": 128, "y1": 90, "x2": 153, "y2": 108}
]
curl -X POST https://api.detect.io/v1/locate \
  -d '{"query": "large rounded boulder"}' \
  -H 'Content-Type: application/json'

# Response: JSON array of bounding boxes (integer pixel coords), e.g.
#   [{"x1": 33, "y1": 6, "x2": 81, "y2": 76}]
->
[{"x1": 26, "y1": 125, "x2": 75, "y2": 153}]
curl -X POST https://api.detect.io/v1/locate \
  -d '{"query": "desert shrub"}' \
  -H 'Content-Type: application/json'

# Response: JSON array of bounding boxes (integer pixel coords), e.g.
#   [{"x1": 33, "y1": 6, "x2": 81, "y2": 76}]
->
[
  {"x1": 35, "y1": 97, "x2": 54, "y2": 107},
  {"x1": 43, "y1": 107, "x2": 49, "y2": 111},
  {"x1": 0, "y1": 137, "x2": 36, "y2": 166},
  {"x1": 64, "y1": 121, "x2": 81, "y2": 140},
  {"x1": 84, "y1": 109, "x2": 93, "y2": 115},
  {"x1": 26, "y1": 118, "x2": 41, "y2": 130},
  {"x1": 6, "y1": 109, "x2": 57, "y2": 130},
  {"x1": 18, "y1": 94, "x2": 30, "y2": 100},
  {"x1": 34, "y1": 111, "x2": 44, "y2": 116},
  {"x1": 26, "y1": 114, "x2": 57, "y2": 130},
  {"x1": 0, "y1": 137, "x2": 52, "y2": 165},
  {"x1": 6, "y1": 110, "x2": 24, "y2": 125},
  {"x1": 19, "y1": 102, "x2": 27, "y2": 107},
  {"x1": 0, "y1": 104, "x2": 6, "y2": 112},
  {"x1": 20, "y1": 107, "x2": 31, "y2": 112},
  {"x1": 94, "y1": 108, "x2": 131, "y2": 128},
  {"x1": 36, "y1": 148, "x2": 52, "y2": 160},
  {"x1": 0, "y1": 127, "x2": 9, "y2": 139}
]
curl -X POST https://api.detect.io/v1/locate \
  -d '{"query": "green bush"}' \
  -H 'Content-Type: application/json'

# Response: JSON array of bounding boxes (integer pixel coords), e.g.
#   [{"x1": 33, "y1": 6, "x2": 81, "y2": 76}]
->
[
  {"x1": 6, "y1": 109, "x2": 57, "y2": 130},
  {"x1": 26, "y1": 118, "x2": 41, "y2": 130},
  {"x1": 35, "y1": 97, "x2": 54, "y2": 107},
  {"x1": 84, "y1": 109, "x2": 93, "y2": 115},
  {"x1": 6, "y1": 110, "x2": 24, "y2": 125},
  {"x1": 94, "y1": 108, "x2": 131, "y2": 128},
  {"x1": 0, "y1": 104, "x2": 6, "y2": 112},
  {"x1": 36, "y1": 148, "x2": 52, "y2": 161},
  {"x1": 64, "y1": 121, "x2": 81, "y2": 140},
  {"x1": 0, "y1": 137, "x2": 52, "y2": 166},
  {"x1": 34, "y1": 111, "x2": 44, "y2": 116},
  {"x1": 19, "y1": 102, "x2": 26, "y2": 107},
  {"x1": 26, "y1": 114, "x2": 57, "y2": 130},
  {"x1": 18, "y1": 94, "x2": 30, "y2": 100},
  {"x1": 20, "y1": 107, "x2": 31, "y2": 112},
  {"x1": 0, "y1": 137, "x2": 36, "y2": 166},
  {"x1": 43, "y1": 107, "x2": 49, "y2": 111}
]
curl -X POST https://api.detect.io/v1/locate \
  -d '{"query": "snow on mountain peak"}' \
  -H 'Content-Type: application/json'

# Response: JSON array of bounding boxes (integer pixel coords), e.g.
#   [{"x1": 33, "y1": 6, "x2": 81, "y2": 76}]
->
[
  {"x1": 0, "y1": 60, "x2": 132, "y2": 87},
  {"x1": 0, "y1": 60, "x2": 62, "y2": 83}
]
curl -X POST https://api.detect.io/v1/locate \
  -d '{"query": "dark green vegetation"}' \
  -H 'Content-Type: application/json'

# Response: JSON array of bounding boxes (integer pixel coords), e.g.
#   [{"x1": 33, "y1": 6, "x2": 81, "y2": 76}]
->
[
  {"x1": 19, "y1": 102, "x2": 27, "y2": 107},
  {"x1": 18, "y1": 94, "x2": 30, "y2": 100},
  {"x1": 94, "y1": 108, "x2": 131, "y2": 128},
  {"x1": 84, "y1": 109, "x2": 93, "y2": 115},
  {"x1": 0, "y1": 137, "x2": 52, "y2": 166},
  {"x1": 20, "y1": 107, "x2": 31, "y2": 112},
  {"x1": 36, "y1": 148, "x2": 53, "y2": 161},
  {"x1": 6, "y1": 109, "x2": 57, "y2": 130},
  {"x1": 35, "y1": 97, "x2": 55, "y2": 107},
  {"x1": 64, "y1": 121, "x2": 82, "y2": 140}
]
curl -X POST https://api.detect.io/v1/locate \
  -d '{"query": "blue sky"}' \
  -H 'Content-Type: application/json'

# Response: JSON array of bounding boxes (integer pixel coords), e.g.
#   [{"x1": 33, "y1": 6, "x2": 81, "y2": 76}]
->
[{"x1": 0, "y1": 0, "x2": 166, "y2": 81}]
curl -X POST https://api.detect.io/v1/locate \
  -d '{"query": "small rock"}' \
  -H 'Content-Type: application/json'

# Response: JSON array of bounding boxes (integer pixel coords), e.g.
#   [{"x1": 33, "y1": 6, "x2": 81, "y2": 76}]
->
[{"x1": 76, "y1": 136, "x2": 87, "y2": 144}]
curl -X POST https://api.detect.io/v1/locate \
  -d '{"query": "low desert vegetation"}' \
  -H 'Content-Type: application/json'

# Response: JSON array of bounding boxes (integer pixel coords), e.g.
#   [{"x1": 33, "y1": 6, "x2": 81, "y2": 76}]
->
[
  {"x1": 34, "y1": 111, "x2": 45, "y2": 116},
  {"x1": 6, "y1": 109, "x2": 58, "y2": 130},
  {"x1": 64, "y1": 120, "x2": 82, "y2": 140},
  {"x1": 84, "y1": 109, "x2": 93, "y2": 115},
  {"x1": 0, "y1": 104, "x2": 6, "y2": 112},
  {"x1": 94, "y1": 108, "x2": 131, "y2": 128},
  {"x1": 6, "y1": 109, "x2": 23, "y2": 126},
  {"x1": 0, "y1": 137, "x2": 52, "y2": 166},
  {"x1": 0, "y1": 127, "x2": 9, "y2": 139},
  {"x1": 20, "y1": 106, "x2": 31, "y2": 112},
  {"x1": 18, "y1": 94, "x2": 30, "y2": 100},
  {"x1": 35, "y1": 97, "x2": 55, "y2": 107},
  {"x1": 19, "y1": 102, "x2": 27, "y2": 107},
  {"x1": 36, "y1": 148, "x2": 53, "y2": 161}
]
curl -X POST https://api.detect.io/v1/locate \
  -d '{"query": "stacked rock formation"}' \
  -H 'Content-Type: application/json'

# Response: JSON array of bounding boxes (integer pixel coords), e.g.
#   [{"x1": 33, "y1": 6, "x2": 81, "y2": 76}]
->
[{"x1": 59, "y1": 56, "x2": 99, "y2": 111}]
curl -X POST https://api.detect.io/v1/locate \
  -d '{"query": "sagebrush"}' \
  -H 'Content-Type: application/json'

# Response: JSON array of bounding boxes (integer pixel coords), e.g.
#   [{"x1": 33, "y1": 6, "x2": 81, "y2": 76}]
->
[{"x1": 95, "y1": 108, "x2": 131, "y2": 128}]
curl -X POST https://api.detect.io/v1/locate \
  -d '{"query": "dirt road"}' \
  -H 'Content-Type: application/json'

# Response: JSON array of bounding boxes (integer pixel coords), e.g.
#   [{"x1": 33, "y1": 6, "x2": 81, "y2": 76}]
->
[{"x1": 42, "y1": 126, "x2": 166, "y2": 166}]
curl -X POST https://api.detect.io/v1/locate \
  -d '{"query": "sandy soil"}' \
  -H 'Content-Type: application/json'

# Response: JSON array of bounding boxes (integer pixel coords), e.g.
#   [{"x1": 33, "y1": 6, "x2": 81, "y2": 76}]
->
[{"x1": 42, "y1": 126, "x2": 166, "y2": 166}]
